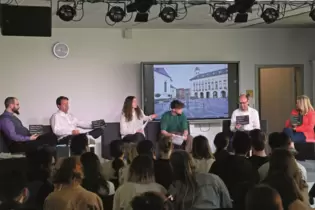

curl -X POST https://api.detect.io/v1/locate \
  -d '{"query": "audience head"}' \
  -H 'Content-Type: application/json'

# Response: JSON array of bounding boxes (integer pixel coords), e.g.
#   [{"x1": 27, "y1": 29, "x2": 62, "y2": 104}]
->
[
  {"x1": 122, "y1": 96, "x2": 142, "y2": 122},
  {"x1": 53, "y1": 157, "x2": 83, "y2": 185},
  {"x1": 246, "y1": 185, "x2": 283, "y2": 210},
  {"x1": 70, "y1": 134, "x2": 89, "y2": 155},
  {"x1": 125, "y1": 143, "x2": 138, "y2": 164},
  {"x1": 296, "y1": 95, "x2": 314, "y2": 115},
  {"x1": 213, "y1": 132, "x2": 229, "y2": 152},
  {"x1": 239, "y1": 94, "x2": 249, "y2": 111},
  {"x1": 249, "y1": 129, "x2": 266, "y2": 152},
  {"x1": 158, "y1": 136, "x2": 173, "y2": 158},
  {"x1": 56, "y1": 96, "x2": 69, "y2": 113},
  {"x1": 192, "y1": 135, "x2": 214, "y2": 160},
  {"x1": 110, "y1": 140, "x2": 125, "y2": 178},
  {"x1": 170, "y1": 100, "x2": 184, "y2": 115},
  {"x1": 170, "y1": 150, "x2": 195, "y2": 182},
  {"x1": 268, "y1": 132, "x2": 292, "y2": 151},
  {"x1": 4, "y1": 97, "x2": 20, "y2": 115},
  {"x1": 137, "y1": 140, "x2": 154, "y2": 158},
  {"x1": 232, "y1": 131, "x2": 251, "y2": 155},
  {"x1": 131, "y1": 192, "x2": 173, "y2": 210},
  {"x1": 128, "y1": 155, "x2": 155, "y2": 184}
]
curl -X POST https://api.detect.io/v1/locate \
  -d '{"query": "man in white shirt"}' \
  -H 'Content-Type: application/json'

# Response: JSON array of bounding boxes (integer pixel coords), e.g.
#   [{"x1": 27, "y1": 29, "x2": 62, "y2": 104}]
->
[
  {"x1": 230, "y1": 94, "x2": 260, "y2": 132},
  {"x1": 50, "y1": 96, "x2": 103, "y2": 145}
]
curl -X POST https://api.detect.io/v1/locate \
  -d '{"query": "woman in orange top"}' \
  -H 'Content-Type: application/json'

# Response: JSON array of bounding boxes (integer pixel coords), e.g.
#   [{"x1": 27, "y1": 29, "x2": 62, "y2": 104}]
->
[{"x1": 284, "y1": 95, "x2": 315, "y2": 143}]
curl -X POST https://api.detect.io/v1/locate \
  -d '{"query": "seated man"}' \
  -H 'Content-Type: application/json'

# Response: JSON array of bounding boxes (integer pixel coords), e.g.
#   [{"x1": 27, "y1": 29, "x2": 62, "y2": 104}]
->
[
  {"x1": 160, "y1": 100, "x2": 192, "y2": 152},
  {"x1": 50, "y1": 96, "x2": 103, "y2": 145},
  {"x1": 0, "y1": 97, "x2": 57, "y2": 153}
]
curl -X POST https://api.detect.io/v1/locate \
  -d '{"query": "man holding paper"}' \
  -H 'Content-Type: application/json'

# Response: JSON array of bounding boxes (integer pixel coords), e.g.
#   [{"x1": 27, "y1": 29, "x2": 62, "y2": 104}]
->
[
  {"x1": 230, "y1": 94, "x2": 260, "y2": 132},
  {"x1": 160, "y1": 100, "x2": 192, "y2": 152}
]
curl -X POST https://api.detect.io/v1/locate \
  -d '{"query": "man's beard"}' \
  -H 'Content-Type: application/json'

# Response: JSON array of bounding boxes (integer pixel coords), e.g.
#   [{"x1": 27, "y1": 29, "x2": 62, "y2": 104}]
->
[{"x1": 12, "y1": 109, "x2": 20, "y2": 115}]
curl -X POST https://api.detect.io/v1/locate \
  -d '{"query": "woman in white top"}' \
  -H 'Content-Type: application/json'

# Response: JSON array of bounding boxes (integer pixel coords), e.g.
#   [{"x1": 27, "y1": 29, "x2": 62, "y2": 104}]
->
[
  {"x1": 192, "y1": 135, "x2": 215, "y2": 173},
  {"x1": 120, "y1": 96, "x2": 157, "y2": 142}
]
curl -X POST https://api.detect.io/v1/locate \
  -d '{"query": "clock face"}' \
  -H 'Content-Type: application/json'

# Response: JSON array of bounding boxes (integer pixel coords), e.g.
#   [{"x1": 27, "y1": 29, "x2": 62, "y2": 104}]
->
[{"x1": 53, "y1": 43, "x2": 69, "y2": 59}]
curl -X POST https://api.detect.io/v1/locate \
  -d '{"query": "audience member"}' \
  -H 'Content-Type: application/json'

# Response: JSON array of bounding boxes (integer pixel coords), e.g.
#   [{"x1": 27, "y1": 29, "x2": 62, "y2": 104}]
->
[
  {"x1": 113, "y1": 155, "x2": 166, "y2": 210},
  {"x1": 50, "y1": 96, "x2": 103, "y2": 145},
  {"x1": 169, "y1": 150, "x2": 232, "y2": 210},
  {"x1": 131, "y1": 192, "x2": 173, "y2": 210},
  {"x1": 213, "y1": 132, "x2": 230, "y2": 161},
  {"x1": 284, "y1": 95, "x2": 315, "y2": 143},
  {"x1": 120, "y1": 96, "x2": 157, "y2": 142},
  {"x1": 246, "y1": 184, "x2": 283, "y2": 210},
  {"x1": 44, "y1": 157, "x2": 103, "y2": 210},
  {"x1": 154, "y1": 135, "x2": 173, "y2": 189},
  {"x1": 192, "y1": 135, "x2": 215, "y2": 173},
  {"x1": 249, "y1": 129, "x2": 269, "y2": 170},
  {"x1": 258, "y1": 132, "x2": 307, "y2": 181},
  {"x1": 0, "y1": 97, "x2": 57, "y2": 153},
  {"x1": 263, "y1": 149, "x2": 310, "y2": 210}
]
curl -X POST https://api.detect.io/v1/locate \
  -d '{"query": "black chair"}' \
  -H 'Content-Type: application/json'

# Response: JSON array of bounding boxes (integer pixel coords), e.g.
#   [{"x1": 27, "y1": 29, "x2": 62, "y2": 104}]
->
[
  {"x1": 101, "y1": 123, "x2": 121, "y2": 159},
  {"x1": 0, "y1": 131, "x2": 10, "y2": 153}
]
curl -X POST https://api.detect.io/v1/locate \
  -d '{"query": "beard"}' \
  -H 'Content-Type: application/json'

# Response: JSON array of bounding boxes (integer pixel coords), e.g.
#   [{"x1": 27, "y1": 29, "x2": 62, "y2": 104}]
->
[{"x1": 12, "y1": 108, "x2": 20, "y2": 115}]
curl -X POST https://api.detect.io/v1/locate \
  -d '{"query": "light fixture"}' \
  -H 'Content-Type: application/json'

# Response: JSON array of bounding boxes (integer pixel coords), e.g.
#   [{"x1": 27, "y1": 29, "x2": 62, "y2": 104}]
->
[
  {"x1": 57, "y1": 5, "x2": 76, "y2": 21},
  {"x1": 159, "y1": 7, "x2": 177, "y2": 23},
  {"x1": 107, "y1": 6, "x2": 126, "y2": 23},
  {"x1": 310, "y1": 9, "x2": 315, "y2": 21},
  {"x1": 261, "y1": 8, "x2": 279, "y2": 24},
  {"x1": 212, "y1": 7, "x2": 229, "y2": 23}
]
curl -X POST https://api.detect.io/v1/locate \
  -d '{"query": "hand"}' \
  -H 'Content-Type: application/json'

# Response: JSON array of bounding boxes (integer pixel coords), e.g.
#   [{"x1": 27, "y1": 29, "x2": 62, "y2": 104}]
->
[
  {"x1": 183, "y1": 135, "x2": 188, "y2": 141},
  {"x1": 30, "y1": 134, "x2": 39, "y2": 140},
  {"x1": 292, "y1": 124, "x2": 297, "y2": 128},
  {"x1": 72, "y1": 130, "x2": 80, "y2": 135},
  {"x1": 235, "y1": 124, "x2": 242, "y2": 130},
  {"x1": 136, "y1": 129, "x2": 144, "y2": 133},
  {"x1": 292, "y1": 127, "x2": 296, "y2": 131},
  {"x1": 150, "y1": 114, "x2": 158, "y2": 119}
]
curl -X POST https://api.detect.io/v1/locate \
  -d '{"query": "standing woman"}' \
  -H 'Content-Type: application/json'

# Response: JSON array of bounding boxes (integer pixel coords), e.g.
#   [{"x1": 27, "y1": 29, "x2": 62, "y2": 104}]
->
[
  {"x1": 120, "y1": 96, "x2": 157, "y2": 142},
  {"x1": 284, "y1": 95, "x2": 315, "y2": 143}
]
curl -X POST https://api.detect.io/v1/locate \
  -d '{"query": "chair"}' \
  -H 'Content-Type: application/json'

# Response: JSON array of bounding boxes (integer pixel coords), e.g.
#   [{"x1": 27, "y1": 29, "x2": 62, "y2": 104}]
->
[{"x1": 0, "y1": 131, "x2": 10, "y2": 153}]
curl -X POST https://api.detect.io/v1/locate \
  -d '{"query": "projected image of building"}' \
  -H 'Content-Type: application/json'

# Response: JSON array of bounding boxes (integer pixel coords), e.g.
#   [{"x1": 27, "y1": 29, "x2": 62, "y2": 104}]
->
[{"x1": 154, "y1": 67, "x2": 175, "y2": 99}]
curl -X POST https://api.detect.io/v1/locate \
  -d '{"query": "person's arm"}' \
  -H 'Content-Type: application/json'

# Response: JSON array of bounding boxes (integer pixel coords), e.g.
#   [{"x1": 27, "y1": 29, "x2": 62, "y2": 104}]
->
[
  {"x1": 216, "y1": 176, "x2": 233, "y2": 208},
  {"x1": 75, "y1": 115, "x2": 92, "y2": 129},
  {"x1": 50, "y1": 114, "x2": 74, "y2": 136},
  {"x1": 141, "y1": 109, "x2": 152, "y2": 121},
  {"x1": 1, "y1": 118, "x2": 30, "y2": 142},
  {"x1": 285, "y1": 119, "x2": 291, "y2": 128},
  {"x1": 160, "y1": 114, "x2": 172, "y2": 137},
  {"x1": 252, "y1": 109, "x2": 261, "y2": 129},
  {"x1": 230, "y1": 110, "x2": 237, "y2": 132},
  {"x1": 120, "y1": 114, "x2": 135, "y2": 136},
  {"x1": 296, "y1": 111, "x2": 315, "y2": 133}
]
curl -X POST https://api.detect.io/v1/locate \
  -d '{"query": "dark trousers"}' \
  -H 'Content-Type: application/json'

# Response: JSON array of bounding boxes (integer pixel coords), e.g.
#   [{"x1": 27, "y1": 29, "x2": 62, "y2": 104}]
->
[
  {"x1": 122, "y1": 133, "x2": 145, "y2": 143},
  {"x1": 283, "y1": 127, "x2": 306, "y2": 143},
  {"x1": 58, "y1": 128, "x2": 103, "y2": 145},
  {"x1": 9, "y1": 132, "x2": 58, "y2": 153}
]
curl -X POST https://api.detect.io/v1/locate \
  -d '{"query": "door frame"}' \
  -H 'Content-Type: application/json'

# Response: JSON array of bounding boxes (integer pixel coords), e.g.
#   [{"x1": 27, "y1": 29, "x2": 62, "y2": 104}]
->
[{"x1": 255, "y1": 64, "x2": 304, "y2": 118}]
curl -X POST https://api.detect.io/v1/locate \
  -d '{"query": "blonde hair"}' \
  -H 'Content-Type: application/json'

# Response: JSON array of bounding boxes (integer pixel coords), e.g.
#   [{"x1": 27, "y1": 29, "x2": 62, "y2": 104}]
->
[
  {"x1": 297, "y1": 95, "x2": 314, "y2": 115},
  {"x1": 123, "y1": 143, "x2": 138, "y2": 164}
]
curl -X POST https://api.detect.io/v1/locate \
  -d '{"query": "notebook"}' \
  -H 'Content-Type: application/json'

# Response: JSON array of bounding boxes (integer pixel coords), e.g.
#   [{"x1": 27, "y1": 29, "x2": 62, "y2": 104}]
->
[
  {"x1": 29, "y1": 125, "x2": 44, "y2": 135},
  {"x1": 92, "y1": 119, "x2": 106, "y2": 129}
]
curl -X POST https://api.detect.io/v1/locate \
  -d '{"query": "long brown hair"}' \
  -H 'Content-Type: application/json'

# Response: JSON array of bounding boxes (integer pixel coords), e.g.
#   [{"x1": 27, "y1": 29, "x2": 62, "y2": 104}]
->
[{"x1": 122, "y1": 96, "x2": 142, "y2": 122}]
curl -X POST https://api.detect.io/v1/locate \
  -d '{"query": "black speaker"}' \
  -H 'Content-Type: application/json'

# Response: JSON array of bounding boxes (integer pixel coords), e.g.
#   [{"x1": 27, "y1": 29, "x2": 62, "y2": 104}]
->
[{"x1": 0, "y1": 4, "x2": 52, "y2": 37}]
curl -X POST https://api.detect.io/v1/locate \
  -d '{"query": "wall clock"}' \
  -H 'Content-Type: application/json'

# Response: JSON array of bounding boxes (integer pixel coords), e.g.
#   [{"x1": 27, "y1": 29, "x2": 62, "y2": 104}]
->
[{"x1": 53, "y1": 42, "x2": 69, "y2": 59}]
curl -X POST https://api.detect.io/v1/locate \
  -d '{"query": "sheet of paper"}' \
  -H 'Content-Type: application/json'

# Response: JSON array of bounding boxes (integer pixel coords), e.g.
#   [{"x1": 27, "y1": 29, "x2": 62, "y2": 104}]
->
[
  {"x1": 141, "y1": 120, "x2": 149, "y2": 130},
  {"x1": 172, "y1": 135, "x2": 184, "y2": 146}
]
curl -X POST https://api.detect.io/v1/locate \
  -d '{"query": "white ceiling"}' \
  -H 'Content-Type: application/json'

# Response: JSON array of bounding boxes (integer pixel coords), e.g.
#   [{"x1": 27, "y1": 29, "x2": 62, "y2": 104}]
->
[{"x1": 11, "y1": 0, "x2": 315, "y2": 28}]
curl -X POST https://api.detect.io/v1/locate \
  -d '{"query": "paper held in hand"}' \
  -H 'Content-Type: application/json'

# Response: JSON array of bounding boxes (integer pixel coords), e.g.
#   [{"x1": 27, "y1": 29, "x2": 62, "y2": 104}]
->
[
  {"x1": 172, "y1": 135, "x2": 184, "y2": 146},
  {"x1": 141, "y1": 120, "x2": 149, "y2": 130}
]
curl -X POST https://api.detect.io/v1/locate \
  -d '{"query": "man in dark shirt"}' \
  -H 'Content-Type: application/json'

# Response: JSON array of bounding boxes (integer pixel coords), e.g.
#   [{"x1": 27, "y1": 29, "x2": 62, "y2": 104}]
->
[
  {"x1": 160, "y1": 100, "x2": 192, "y2": 152},
  {"x1": 0, "y1": 97, "x2": 57, "y2": 153},
  {"x1": 248, "y1": 129, "x2": 269, "y2": 170}
]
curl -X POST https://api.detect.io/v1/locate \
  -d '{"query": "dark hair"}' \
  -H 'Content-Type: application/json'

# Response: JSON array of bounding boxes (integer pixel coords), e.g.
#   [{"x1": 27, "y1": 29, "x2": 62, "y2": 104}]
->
[
  {"x1": 122, "y1": 96, "x2": 142, "y2": 122},
  {"x1": 80, "y1": 152, "x2": 109, "y2": 196},
  {"x1": 131, "y1": 192, "x2": 172, "y2": 210},
  {"x1": 170, "y1": 151, "x2": 197, "y2": 210},
  {"x1": 249, "y1": 129, "x2": 266, "y2": 151},
  {"x1": 53, "y1": 157, "x2": 82, "y2": 184},
  {"x1": 110, "y1": 140, "x2": 125, "y2": 178},
  {"x1": 246, "y1": 185, "x2": 281, "y2": 210},
  {"x1": 268, "y1": 132, "x2": 291, "y2": 150},
  {"x1": 70, "y1": 134, "x2": 88, "y2": 155},
  {"x1": 232, "y1": 131, "x2": 251, "y2": 155},
  {"x1": 0, "y1": 170, "x2": 27, "y2": 202},
  {"x1": 213, "y1": 132, "x2": 229, "y2": 152},
  {"x1": 158, "y1": 136, "x2": 172, "y2": 154},
  {"x1": 4, "y1": 97, "x2": 16, "y2": 108},
  {"x1": 137, "y1": 140, "x2": 154, "y2": 157},
  {"x1": 192, "y1": 135, "x2": 213, "y2": 160},
  {"x1": 170, "y1": 100, "x2": 184, "y2": 109},
  {"x1": 56, "y1": 96, "x2": 69, "y2": 106},
  {"x1": 128, "y1": 155, "x2": 155, "y2": 184}
]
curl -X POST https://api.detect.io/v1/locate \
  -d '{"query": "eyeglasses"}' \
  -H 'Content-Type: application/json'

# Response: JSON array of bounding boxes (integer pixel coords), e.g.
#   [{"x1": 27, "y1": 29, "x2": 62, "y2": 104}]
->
[{"x1": 239, "y1": 101, "x2": 248, "y2": 105}]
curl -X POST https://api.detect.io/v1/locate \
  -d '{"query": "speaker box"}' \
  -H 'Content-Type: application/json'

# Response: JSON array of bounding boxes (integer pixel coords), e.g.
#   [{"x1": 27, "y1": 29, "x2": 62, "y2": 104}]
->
[{"x1": 0, "y1": 4, "x2": 52, "y2": 37}]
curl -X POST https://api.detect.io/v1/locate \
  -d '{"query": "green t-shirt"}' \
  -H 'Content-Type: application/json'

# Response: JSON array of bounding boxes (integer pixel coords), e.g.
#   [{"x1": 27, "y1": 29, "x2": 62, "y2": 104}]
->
[{"x1": 160, "y1": 111, "x2": 188, "y2": 133}]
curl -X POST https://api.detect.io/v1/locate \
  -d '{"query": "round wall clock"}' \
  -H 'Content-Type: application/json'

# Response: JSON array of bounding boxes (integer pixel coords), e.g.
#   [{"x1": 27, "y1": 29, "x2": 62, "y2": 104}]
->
[{"x1": 53, "y1": 42, "x2": 69, "y2": 59}]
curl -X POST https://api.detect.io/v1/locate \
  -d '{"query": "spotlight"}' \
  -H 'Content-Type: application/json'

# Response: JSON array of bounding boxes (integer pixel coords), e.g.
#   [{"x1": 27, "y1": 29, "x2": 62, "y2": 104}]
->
[
  {"x1": 310, "y1": 9, "x2": 315, "y2": 21},
  {"x1": 107, "y1": 6, "x2": 126, "y2": 23},
  {"x1": 159, "y1": 7, "x2": 177, "y2": 23},
  {"x1": 261, "y1": 8, "x2": 279, "y2": 24},
  {"x1": 57, "y1": 5, "x2": 76, "y2": 22},
  {"x1": 212, "y1": 7, "x2": 229, "y2": 23}
]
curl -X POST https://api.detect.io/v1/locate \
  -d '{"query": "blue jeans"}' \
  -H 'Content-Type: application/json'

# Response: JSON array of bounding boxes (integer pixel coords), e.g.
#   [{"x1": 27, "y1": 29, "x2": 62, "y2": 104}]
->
[{"x1": 283, "y1": 127, "x2": 306, "y2": 143}]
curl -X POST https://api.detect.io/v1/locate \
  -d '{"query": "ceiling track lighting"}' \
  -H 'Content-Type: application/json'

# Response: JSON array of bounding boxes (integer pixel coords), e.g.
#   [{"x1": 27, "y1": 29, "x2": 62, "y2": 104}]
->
[
  {"x1": 106, "y1": 5, "x2": 126, "y2": 23},
  {"x1": 212, "y1": 6, "x2": 230, "y2": 23},
  {"x1": 310, "y1": 4, "x2": 315, "y2": 21},
  {"x1": 56, "y1": 1, "x2": 77, "y2": 21},
  {"x1": 159, "y1": 4, "x2": 178, "y2": 23},
  {"x1": 261, "y1": 4, "x2": 280, "y2": 24}
]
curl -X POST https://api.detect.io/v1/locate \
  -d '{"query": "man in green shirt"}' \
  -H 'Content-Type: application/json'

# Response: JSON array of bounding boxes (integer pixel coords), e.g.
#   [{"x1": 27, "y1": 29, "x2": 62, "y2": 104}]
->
[{"x1": 160, "y1": 100, "x2": 192, "y2": 152}]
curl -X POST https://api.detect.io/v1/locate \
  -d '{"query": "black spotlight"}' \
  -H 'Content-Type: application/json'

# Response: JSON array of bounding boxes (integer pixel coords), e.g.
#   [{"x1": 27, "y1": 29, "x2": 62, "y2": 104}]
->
[
  {"x1": 107, "y1": 6, "x2": 126, "y2": 23},
  {"x1": 212, "y1": 7, "x2": 229, "y2": 23},
  {"x1": 310, "y1": 9, "x2": 315, "y2": 21},
  {"x1": 159, "y1": 7, "x2": 177, "y2": 23},
  {"x1": 57, "y1": 5, "x2": 76, "y2": 22},
  {"x1": 261, "y1": 8, "x2": 279, "y2": 24}
]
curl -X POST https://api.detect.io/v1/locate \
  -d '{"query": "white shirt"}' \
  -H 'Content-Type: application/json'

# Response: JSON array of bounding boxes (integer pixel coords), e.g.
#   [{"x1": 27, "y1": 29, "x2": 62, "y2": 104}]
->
[
  {"x1": 50, "y1": 110, "x2": 92, "y2": 140},
  {"x1": 230, "y1": 107, "x2": 260, "y2": 132},
  {"x1": 120, "y1": 110, "x2": 151, "y2": 138}
]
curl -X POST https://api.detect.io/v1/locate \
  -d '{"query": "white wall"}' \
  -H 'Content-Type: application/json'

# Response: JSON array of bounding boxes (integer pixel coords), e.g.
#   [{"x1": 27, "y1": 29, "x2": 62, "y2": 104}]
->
[{"x1": 0, "y1": 28, "x2": 314, "y2": 149}]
